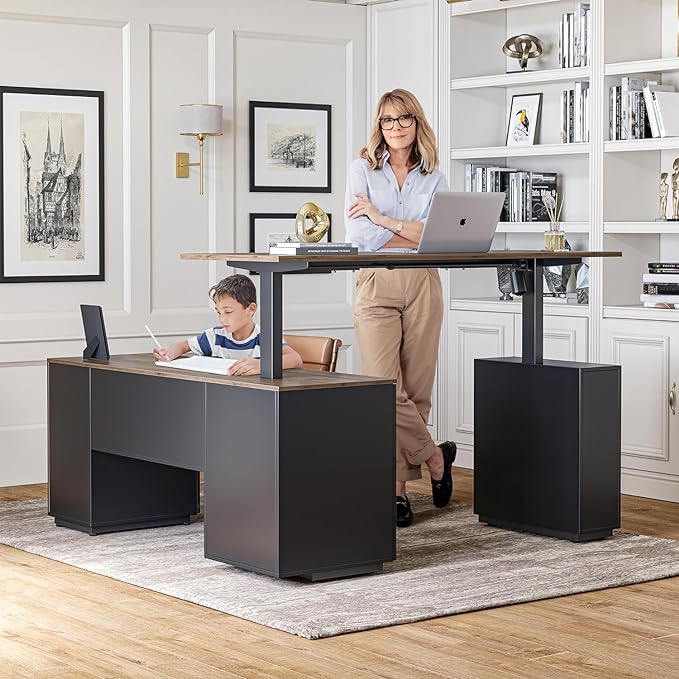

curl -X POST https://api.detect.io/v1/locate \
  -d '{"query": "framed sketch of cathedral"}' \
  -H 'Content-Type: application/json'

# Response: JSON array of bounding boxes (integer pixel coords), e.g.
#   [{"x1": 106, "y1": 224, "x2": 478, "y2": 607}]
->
[{"x1": 0, "y1": 86, "x2": 104, "y2": 282}]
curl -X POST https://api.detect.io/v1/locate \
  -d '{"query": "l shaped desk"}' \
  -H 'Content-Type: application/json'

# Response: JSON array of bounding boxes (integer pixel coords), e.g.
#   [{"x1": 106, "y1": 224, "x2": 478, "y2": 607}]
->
[{"x1": 49, "y1": 250, "x2": 622, "y2": 581}]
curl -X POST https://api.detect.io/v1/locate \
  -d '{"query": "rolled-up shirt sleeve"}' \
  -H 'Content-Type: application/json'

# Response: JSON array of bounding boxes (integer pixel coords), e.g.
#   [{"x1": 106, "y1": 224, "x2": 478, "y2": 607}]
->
[{"x1": 345, "y1": 160, "x2": 393, "y2": 252}]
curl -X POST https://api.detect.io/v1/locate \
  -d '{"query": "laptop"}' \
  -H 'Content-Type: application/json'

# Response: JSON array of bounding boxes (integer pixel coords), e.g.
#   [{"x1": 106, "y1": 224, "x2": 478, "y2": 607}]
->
[{"x1": 383, "y1": 191, "x2": 505, "y2": 254}]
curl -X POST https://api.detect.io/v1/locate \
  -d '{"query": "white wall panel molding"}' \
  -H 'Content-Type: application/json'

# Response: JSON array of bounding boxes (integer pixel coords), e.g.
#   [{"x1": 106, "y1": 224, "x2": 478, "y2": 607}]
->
[
  {"x1": 0, "y1": 12, "x2": 127, "y2": 28},
  {"x1": 0, "y1": 0, "x2": 367, "y2": 486}
]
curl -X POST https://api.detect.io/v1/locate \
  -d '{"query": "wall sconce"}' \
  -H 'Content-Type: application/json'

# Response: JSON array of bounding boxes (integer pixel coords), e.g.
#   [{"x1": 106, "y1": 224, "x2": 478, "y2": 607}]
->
[{"x1": 176, "y1": 104, "x2": 223, "y2": 195}]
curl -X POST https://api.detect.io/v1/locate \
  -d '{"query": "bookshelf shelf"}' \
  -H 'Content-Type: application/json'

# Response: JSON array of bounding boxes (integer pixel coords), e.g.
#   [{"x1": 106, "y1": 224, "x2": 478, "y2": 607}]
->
[
  {"x1": 450, "y1": 143, "x2": 589, "y2": 160},
  {"x1": 605, "y1": 57, "x2": 679, "y2": 77},
  {"x1": 449, "y1": 0, "x2": 561, "y2": 17},
  {"x1": 604, "y1": 139, "x2": 679, "y2": 153},
  {"x1": 496, "y1": 221, "x2": 589, "y2": 233},
  {"x1": 604, "y1": 221, "x2": 679, "y2": 234},
  {"x1": 450, "y1": 67, "x2": 590, "y2": 91},
  {"x1": 603, "y1": 305, "x2": 679, "y2": 322},
  {"x1": 450, "y1": 296, "x2": 590, "y2": 317}
]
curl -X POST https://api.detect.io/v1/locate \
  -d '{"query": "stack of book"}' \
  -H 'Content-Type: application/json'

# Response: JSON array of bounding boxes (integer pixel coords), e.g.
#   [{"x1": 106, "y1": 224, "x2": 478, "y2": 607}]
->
[
  {"x1": 268, "y1": 241, "x2": 358, "y2": 255},
  {"x1": 559, "y1": 3, "x2": 590, "y2": 68},
  {"x1": 640, "y1": 262, "x2": 679, "y2": 309},
  {"x1": 464, "y1": 164, "x2": 557, "y2": 223},
  {"x1": 560, "y1": 80, "x2": 590, "y2": 143},
  {"x1": 609, "y1": 77, "x2": 678, "y2": 140}
]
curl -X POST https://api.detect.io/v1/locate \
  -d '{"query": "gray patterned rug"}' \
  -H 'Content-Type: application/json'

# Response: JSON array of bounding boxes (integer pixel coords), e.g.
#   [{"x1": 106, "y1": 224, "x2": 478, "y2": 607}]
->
[{"x1": 3, "y1": 495, "x2": 679, "y2": 639}]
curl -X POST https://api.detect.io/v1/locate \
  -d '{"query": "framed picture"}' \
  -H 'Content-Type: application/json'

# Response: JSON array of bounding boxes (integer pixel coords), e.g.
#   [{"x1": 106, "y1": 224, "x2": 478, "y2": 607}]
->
[
  {"x1": 505, "y1": 93, "x2": 542, "y2": 147},
  {"x1": 249, "y1": 212, "x2": 332, "y2": 253},
  {"x1": 249, "y1": 101, "x2": 331, "y2": 193},
  {"x1": 0, "y1": 86, "x2": 104, "y2": 283}
]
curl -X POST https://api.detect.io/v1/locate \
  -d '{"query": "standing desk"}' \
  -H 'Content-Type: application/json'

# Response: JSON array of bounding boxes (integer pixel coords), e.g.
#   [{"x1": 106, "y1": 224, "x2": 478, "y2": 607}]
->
[
  {"x1": 48, "y1": 250, "x2": 623, "y2": 581},
  {"x1": 182, "y1": 250, "x2": 623, "y2": 543}
]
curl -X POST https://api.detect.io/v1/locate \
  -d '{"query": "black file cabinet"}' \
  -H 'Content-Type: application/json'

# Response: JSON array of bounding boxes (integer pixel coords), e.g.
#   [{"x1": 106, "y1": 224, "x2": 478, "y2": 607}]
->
[{"x1": 474, "y1": 357, "x2": 621, "y2": 542}]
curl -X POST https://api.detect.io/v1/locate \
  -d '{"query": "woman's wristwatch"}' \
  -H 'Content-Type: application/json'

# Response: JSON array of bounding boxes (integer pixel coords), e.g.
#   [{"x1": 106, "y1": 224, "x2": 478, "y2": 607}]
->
[{"x1": 393, "y1": 221, "x2": 403, "y2": 234}]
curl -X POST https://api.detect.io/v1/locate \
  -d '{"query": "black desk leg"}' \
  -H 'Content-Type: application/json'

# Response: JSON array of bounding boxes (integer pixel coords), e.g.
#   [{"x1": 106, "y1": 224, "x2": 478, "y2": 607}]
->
[
  {"x1": 259, "y1": 270, "x2": 283, "y2": 379},
  {"x1": 522, "y1": 259, "x2": 543, "y2": 365}
]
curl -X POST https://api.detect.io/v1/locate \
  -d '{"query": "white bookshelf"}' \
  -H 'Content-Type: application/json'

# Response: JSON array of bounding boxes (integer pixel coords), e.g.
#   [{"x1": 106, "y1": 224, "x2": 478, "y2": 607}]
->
[{"x1": 445, "y1": 0, "x2": 593, "y2": 309}]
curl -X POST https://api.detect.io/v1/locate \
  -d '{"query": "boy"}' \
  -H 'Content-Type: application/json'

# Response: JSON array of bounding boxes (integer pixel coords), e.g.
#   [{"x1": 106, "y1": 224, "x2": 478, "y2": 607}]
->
[{"x1": 152, "y1": 274, "x2": 302, "y2": 376}]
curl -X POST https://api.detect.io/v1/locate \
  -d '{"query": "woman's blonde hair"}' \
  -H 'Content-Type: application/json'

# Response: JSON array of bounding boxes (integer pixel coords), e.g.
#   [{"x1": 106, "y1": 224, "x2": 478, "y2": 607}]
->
[{"x1": 360, "y1": 89, "x2": 439, "y2": 174}]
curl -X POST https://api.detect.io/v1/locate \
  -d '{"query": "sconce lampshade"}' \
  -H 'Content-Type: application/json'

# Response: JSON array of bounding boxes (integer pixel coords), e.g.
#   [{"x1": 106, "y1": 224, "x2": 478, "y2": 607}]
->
[{"x1": 179, "y1": 104, "x2": 223, "y2": 136}]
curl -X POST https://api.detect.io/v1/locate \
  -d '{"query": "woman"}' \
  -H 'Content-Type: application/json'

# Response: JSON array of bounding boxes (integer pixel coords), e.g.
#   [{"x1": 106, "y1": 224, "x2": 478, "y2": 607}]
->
[{"x1": 345, "y1": 88, "x2": 456, "y2": 528}]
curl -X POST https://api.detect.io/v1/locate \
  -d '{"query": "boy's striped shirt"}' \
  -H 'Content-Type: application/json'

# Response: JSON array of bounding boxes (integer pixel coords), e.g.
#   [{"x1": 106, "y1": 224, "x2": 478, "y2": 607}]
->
[{"x1": 188, "y1": 323, "x2": 285, "y2": 360}]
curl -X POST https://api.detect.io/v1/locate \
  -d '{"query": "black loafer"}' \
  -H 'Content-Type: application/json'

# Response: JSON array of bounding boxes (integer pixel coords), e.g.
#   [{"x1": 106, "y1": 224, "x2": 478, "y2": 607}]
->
[
  {"x1": 431, "y1": 441, "x2": 457, "y2": 509},
  {"x1": 396, "y1": 495, "x2": 413, "y2": 527}
]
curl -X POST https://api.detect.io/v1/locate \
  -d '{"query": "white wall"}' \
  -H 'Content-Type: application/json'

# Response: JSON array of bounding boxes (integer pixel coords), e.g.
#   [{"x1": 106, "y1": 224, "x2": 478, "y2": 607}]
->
[{"x1": 0, "y1": 0, "x2": 367, "y2": 486}]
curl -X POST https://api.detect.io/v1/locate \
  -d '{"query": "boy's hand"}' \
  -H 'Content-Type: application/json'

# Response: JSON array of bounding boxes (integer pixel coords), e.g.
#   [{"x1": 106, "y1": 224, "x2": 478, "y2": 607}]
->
[
  {"x1": 153, "y1": 345, "x2": 180, "y2": 361},
  {"x1": 228, "y1": 357, "x2": 261, "y2": 376}
]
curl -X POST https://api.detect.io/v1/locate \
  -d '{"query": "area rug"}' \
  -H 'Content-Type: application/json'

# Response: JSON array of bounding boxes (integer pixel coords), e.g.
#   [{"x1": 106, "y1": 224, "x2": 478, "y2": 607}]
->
[{"x1": 3, "y1": 495, "x2": 679, "y2": 639}]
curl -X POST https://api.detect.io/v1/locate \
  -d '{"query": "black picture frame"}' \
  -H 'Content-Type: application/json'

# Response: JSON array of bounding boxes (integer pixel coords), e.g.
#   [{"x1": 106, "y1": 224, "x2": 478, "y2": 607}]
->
[
  {"x1": 249, "y1": 101, "x2": 331, "y2": 193},
  {"x1": 0, "y1": 86, "x2": 105, "y2": 283},
  {"x1": 505, "y1": 92, "x2": 542, "y2": 147}
]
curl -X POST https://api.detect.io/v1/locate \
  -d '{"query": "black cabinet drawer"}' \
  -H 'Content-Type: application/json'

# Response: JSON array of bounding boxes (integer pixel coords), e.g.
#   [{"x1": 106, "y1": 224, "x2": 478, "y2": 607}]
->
[{"x1": 91, "y1": 371, "x2": 205, "y2": 471}]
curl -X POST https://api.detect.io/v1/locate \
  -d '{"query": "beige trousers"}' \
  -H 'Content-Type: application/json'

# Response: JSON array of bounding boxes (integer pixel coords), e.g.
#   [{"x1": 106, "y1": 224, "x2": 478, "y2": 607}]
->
[{"x1": 354, "y1": 268, "x2": 443, "y2": 482}]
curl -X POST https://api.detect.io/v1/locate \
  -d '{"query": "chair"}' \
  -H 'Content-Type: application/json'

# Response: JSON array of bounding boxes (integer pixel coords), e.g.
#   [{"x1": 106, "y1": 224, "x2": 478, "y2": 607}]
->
[{"x1": 283, "y1": 334, "x2": 342, "y2": 372}]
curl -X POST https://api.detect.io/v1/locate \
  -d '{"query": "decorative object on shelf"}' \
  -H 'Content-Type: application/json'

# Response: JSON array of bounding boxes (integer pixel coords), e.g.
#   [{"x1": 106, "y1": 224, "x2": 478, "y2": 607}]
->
[
  {"x1": 496, "y1": 265, "x2": 513, "y2": 301},
  {"x1": 502, "y1": 34, "x2": 543, "y2": 72},
  {"x1": 542, "y1": 191, "x2": 565, "y2": 251},
  {"x1": 659, "y1": 172, "x2": 670, "y2": 221},
  {"x1": 250, "y1": 212, "x2": 332, "y2": 253},
  {"x1": 575, "y1": 262, "x2": 589, "y2": 304},
  {"x1": 295, "y1": 202, "x2": 330, "y2": 243},
  {"x1": 0, "y1": 86, "x2": 104, "y2": 283},
  {"x1": 249, "y1": 101, "x2": 331, "y2": 193},
  {"x1": 672, "y1": 158, "x2": 679, "y2": 221},
  {"x1": 544, "y1": 239, "x2": 572, "y2": 296},
  {"x1": 506, "y1": 93, "x2": 541, "y2": 147},
  {"x1": 176, "y1": 104, "x2": 223, "y2": 196}
]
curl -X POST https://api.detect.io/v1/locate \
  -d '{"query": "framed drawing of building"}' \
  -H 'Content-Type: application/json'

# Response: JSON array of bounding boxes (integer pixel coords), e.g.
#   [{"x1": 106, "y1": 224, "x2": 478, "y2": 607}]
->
[
  {"x1": 249, "y1": 101, "x2": 331, "y2": 193},
  {"x1": 0, "y1": 86, "x2": 104, "y2": 283}
]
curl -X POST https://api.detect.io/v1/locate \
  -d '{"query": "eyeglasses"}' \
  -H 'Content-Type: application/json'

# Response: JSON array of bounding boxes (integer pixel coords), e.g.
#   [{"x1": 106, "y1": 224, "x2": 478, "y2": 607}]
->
[{"x1": 379, "y1": 114, "x2": 416, "y2": 130}]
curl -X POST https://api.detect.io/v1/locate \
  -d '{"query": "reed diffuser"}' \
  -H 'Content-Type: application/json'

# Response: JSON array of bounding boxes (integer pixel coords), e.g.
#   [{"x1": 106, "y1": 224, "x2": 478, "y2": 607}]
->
[{"x1": 543, "y1": 192, "x2": 565, "y2": 251}]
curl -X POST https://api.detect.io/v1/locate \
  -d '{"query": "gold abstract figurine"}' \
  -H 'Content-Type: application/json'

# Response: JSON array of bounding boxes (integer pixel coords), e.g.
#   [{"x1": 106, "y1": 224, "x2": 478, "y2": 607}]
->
[{"x1": 660, "y1": 172, "x2": 669, "y2": 221}]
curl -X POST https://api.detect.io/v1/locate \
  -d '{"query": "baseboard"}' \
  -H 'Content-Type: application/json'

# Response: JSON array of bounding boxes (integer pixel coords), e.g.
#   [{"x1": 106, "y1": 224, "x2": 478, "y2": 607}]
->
[{"x1": 621, "y1": 469, "x2": 679, "y2": 504}]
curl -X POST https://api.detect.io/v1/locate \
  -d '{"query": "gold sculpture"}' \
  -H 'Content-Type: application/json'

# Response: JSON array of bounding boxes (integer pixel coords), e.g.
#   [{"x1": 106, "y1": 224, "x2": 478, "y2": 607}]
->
[
  {"x1": 295, "y1": 202, "x2": 330, "y2": 243},
  {"x1": 502, "y1": 34, "x2": 543, "y2": 71}
]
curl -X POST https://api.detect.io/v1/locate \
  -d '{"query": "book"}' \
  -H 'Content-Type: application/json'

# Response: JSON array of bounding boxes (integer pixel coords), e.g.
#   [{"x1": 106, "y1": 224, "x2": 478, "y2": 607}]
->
[
  {"x1": 642, "y1": 85, "x2": 673, "y2": 138},
  {"x1": 643, "y1": 283, "x2": 679, "y2": 295},
  {"x1": 643, "y1": 273, "x2": 679, "y2": 283},
  {"x1": 530, "y1": 172, "x2": 557, "y2": 222},
  {"x1": 649, "y1": 262, "x2": 679, "y2": 271},
  {"x1": 270, "y1": 241, "x2": 353, "y2": 249},
  {"x1": 651, "y1": 90, "x2": 679, "y2": 137},
  {"x1": 155, "y1": 355, "x2": 236, "y2": 375},
  {"x1": 640, "y1": 293, "x2": 679, "y2": 304},
  {"x1": 269, "y1": 244, "x2": 357, "y2": 255}
]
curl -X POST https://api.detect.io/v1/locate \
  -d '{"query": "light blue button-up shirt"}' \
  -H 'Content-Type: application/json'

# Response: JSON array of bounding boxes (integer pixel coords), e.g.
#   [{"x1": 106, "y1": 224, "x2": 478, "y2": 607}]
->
[{"x1": 344, "y1": 152, "x2": 449, "y2": 251}]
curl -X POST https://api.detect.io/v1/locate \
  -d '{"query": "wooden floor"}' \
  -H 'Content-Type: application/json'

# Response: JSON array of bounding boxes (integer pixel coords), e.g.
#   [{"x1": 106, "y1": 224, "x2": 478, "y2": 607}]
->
[{"x1": 2, "y1": 472, "x2": 679, "y2": 678}]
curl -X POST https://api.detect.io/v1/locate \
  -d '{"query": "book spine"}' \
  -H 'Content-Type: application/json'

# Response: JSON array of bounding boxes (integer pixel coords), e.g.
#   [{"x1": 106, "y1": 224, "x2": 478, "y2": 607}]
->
[
  {"x1": 640, "y1": 293, "x2": 679, "y2": 304},
  {"x1": 644, "y1": 283, "x2": 679, "y2": 295},
  {"x1": 644, "y1": 273, "x2": 679, "y2": 283}
]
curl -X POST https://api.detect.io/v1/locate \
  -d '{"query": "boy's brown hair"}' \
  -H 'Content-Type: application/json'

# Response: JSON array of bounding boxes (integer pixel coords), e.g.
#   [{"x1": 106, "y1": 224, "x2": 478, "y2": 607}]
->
[{"x1": 209, "y1": 274, "x2": 257, "y2": 308}]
